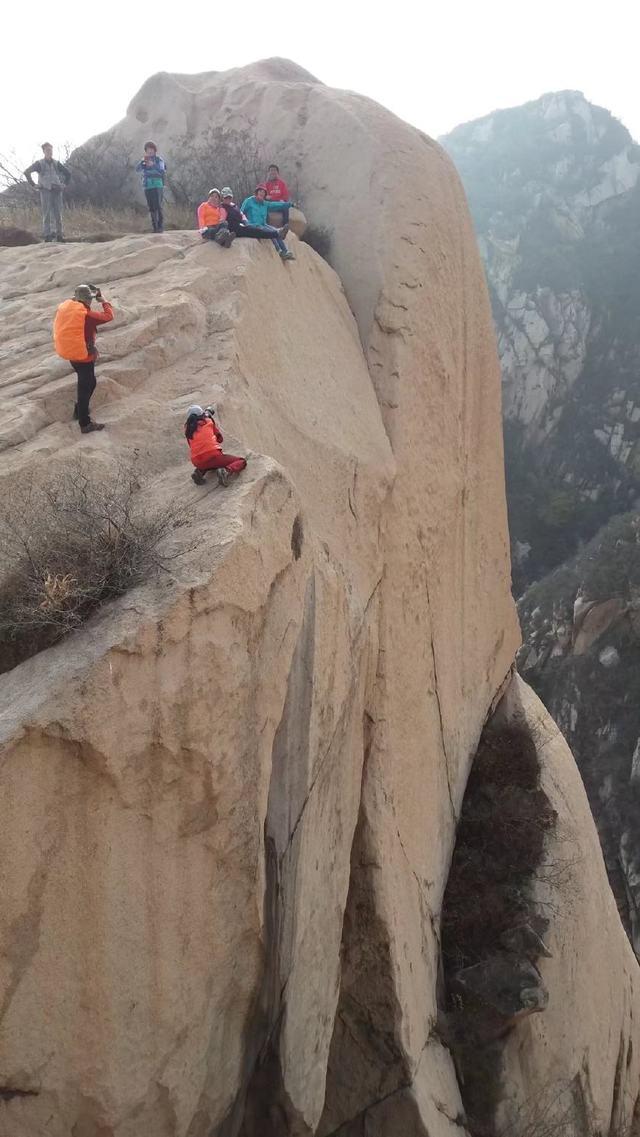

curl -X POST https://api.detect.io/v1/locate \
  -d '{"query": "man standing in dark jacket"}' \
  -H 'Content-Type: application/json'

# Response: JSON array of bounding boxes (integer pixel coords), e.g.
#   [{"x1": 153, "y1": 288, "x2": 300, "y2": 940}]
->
[
  {"x1": 24, "y1": 143, "x2": 71, "y2": 243},
  {"x1": 135, "y1": 142, "x2": 167, "y2": 233}
]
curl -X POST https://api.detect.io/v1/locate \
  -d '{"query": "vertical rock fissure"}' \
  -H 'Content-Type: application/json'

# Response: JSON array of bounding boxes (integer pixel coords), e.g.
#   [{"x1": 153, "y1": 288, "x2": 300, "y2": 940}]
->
[
  {"x1": 226, "y1": 575, "x2": 318, "y2": 1137},
  {"x1": 318, "y1": 711, "x2": 412, "y2": 1135}
]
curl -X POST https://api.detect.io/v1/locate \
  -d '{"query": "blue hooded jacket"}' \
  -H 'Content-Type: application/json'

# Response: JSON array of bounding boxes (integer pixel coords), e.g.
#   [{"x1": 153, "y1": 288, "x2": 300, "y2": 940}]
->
[
  {"x1": 136, "y1": 155, "x2": 167, "y2": 190},
  {"x1": 241, "y1": 193, "x2": 291, "y2": 227}
]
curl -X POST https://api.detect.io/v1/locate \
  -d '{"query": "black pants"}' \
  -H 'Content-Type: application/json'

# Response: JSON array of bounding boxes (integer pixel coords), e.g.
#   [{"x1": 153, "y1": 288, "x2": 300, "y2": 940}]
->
[
  {"x1": 234, "y1": 223, "x2": 279, "y2": 240},
  {"x1": 71, "y1": 361, "x2": 96, "y2": 428},
  {"x1": 144, "y1": 187, "x2": 164, "y2": 232},
  {"x1": 202, "y1": 222, "x2": 230, "y2": 240}
]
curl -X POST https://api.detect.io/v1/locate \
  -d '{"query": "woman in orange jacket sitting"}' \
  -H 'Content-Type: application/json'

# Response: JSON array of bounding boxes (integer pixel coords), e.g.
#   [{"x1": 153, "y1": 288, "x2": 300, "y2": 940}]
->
[
  {"x1": 196, "y1": 188, "x2": 235, "y2": 247},
  {"x1": 185, "y1": 405, "x2": 247, "y2": 486}
]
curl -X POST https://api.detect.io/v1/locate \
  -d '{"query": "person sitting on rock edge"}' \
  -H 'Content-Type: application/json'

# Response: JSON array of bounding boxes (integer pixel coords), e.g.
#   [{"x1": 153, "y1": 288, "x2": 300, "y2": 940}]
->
[
  {"x1": 264, "y1": 163, "x2": 291, "y2": 225},
  {"x1": 135, "y1": 142, "x2": 167, "y2": 233},
  {"x1": 240, "y1": 185, "x2": 294, "y2": 260},
  {"x1": 53, "y1": 284, "x2": 114, "y2": 434},
  {"x1": 220, "y1": 188, "x2": 289, "y2": 246},
  {"x1": 196, "y1": 189, "x2": 235, "y2": 247},
  {"x1": 185, "y1": 405, "x2": 247, "y2": 486}
]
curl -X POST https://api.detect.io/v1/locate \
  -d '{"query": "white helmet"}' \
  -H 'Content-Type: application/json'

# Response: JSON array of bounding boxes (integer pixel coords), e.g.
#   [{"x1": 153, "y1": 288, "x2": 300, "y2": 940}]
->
[{"x1": 186, "y1": 404, "x2": 204, "y2": 419}]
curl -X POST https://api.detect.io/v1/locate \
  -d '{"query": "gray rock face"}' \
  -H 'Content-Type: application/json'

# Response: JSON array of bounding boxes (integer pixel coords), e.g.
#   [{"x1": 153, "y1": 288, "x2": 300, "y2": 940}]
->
[{"x1": 443, "y1": 90, "x2": 640, "y2": 590}]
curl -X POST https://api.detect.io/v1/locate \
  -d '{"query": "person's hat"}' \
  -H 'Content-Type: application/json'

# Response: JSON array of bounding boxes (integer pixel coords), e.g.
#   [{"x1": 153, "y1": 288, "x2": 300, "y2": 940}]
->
[
  {"x1": 186, "y1": 404, "x2": 204, "y2": 419},
  {"x1": 208, "y1": 187, "x2": 221, "y2": 197},
  {"x1": 255, "y1": 183, "x2": 268, "y2": 194},
  {"x1": 221, "y1": 187, "x2": 233, "y2": 198},
  {"x1": 74, "y1": 285, "x2": 93, "y2": 305}
]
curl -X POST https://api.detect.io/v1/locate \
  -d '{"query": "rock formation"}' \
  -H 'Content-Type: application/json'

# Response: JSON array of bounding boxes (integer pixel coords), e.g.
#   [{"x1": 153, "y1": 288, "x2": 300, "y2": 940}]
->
[
  {"x1": 442, "y1": 91, "x2": 640, "y2": 590},
  {"x1": 518, "y1": 512, "x2": 640, "y2": 958},
  {"x1": 0, "y1": 60, "x2": 638, "y2": 1137}
]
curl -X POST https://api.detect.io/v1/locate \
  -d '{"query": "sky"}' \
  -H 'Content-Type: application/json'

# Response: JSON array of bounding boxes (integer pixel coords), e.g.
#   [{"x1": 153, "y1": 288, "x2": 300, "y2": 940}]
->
[{"x1": 3, "y1": 0, "x2": 639, "y2": 171}]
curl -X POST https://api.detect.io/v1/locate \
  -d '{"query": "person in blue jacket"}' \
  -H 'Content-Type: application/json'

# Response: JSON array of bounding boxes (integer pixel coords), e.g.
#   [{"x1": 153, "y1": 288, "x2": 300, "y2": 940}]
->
[
  {"x1": 240, "y1": 184, "x2": 295, "y2": 260},
  {"x1": 135, "y1": 142, "x2": 167, "y2": 233}
]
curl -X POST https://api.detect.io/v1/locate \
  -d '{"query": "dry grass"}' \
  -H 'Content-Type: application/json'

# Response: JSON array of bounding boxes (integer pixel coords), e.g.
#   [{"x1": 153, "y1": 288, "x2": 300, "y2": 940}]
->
[
  {"x1": 0, "y1": 200, "x2": 196, "y2": 242},
  {"x1": 0, "y1": 461, "x2": 187, "y2": 674}
]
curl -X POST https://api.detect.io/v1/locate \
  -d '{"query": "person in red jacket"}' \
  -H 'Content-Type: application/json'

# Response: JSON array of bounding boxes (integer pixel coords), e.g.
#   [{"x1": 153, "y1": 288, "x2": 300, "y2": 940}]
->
[
  {"x1": 53, "y1": 284, "x2": 114, "y2": 433},
  {"x1": 264, "y1": 164, "x2": 292, "y2": 225},
  {"x1": 185, "y1": 405, "x2": 247, "y2": 486}
]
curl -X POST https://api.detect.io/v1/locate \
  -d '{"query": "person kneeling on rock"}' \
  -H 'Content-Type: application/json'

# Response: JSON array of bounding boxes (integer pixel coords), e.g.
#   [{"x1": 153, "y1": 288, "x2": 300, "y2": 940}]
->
[
  {"x1": 185, "y1": 405, "x2": 247, "y2": 486},
  {"x1": 197, "y1": 189, "x2": 235, "y2": 247}
]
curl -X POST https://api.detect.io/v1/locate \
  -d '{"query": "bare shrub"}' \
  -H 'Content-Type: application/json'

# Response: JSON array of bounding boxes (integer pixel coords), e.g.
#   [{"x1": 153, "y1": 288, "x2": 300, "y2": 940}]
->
[
  {"x1": 440, "y1": 725, "x2": 558, "y2": 1136},
  {"x1": 65, "y1": 132, "x2": 137, "y2": 207},
  {"x1": 442, "y1": 726, "x2": 556, "y2": 973},
  {"x1": 0, "y1": 461, "x2": 185, "y2": 674},
  {"x1": 0, "y1": 225, "x2": 38, "y2": 247},
  {"x1": 167, "y1": 123, "x2": 266, "y2": 210}
]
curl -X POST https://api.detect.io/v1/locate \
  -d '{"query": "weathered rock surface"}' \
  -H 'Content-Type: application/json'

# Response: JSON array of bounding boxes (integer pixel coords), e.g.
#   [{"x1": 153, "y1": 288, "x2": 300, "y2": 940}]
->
[
  {"x1": 0, "y1": 60, "x2": 637, "y2": 1137},
  {"x1": 0, "y1": 60, "x2": 519, "y2": 1137}
]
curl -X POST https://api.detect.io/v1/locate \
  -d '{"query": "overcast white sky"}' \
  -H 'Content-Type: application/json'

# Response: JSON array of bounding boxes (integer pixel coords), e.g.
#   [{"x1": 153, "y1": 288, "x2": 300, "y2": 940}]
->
[{"x1": 3, "y1": 0, "x2": 639, "y2": 170}]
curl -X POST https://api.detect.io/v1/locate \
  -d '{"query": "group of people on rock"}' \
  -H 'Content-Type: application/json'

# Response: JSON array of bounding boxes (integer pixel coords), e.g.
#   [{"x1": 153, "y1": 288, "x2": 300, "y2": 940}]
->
[
  {"x1": 137, "y1": 140, "x2": 295, "y2": 259},
  {"x1": 25, "y1": 140, "x2": 295, "y2": 261},
  {"x1": 38, "y1": 137, "x2": 297, "y2": 480},
  {"x1": 51, "y1": 286, "x2": 248, "y2": 483}
]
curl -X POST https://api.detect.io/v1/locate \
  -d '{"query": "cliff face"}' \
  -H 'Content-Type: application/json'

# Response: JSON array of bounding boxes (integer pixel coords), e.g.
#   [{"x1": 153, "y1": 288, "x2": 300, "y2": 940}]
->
[
  {"x1": 0, "y1": 61, "x2": 637, "y2": 1137},
  {"x1": 443, "y1": 91, "x2": 640, "y2": 590},
  {"x1": 518, "y1": 513, "x2": 640, "y2": 958}
]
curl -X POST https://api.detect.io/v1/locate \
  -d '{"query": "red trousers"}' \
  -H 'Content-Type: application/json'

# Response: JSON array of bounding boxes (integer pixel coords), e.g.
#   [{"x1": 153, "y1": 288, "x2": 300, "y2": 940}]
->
[{"x1": 194, "y1": 451, "x2": 247, "y2": 474}]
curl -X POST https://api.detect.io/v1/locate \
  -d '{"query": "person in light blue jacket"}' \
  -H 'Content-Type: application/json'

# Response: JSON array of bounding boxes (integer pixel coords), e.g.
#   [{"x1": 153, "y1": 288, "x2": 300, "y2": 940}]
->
[
  {"x1": 240, "y1": 184, "x2": 295, "y2": 260},
  {"x1": 135, "y1": 142, "x2": 167, "y2": 233}
]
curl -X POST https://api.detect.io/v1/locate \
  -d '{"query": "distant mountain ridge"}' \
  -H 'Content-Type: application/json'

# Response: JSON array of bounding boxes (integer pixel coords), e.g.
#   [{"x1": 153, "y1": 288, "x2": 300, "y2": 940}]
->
[{"x1": 443, "y1": 91, "x2": 640, "y2": 592}]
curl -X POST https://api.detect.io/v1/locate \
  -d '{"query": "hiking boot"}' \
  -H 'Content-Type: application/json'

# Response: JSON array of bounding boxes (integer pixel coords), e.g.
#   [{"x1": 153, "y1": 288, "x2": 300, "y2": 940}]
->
[
  {"x1": 278, "y1": 224, "x2": 289, "y2": 240},
  {"x1": 214, "y1": 229, "x2": 229, "y2": 246},
  {"x1": 56, "y1": 236, "x2": 65, "y2": 243},
  {"x1": 280, "y1": 249, "x2": 295, "y2": 261},
  {"x1": 80, "y1": 421, "x2": 105, "y2": 434},
  {"x1": 217, "y1": 468, "x2": 230, "y2": 487},
  {"x1": 222, "y1": 230, "x2": 235, "y2": 248},
  {"x1": 191, "y1": 469, "x2": 206, "y2": 485}
]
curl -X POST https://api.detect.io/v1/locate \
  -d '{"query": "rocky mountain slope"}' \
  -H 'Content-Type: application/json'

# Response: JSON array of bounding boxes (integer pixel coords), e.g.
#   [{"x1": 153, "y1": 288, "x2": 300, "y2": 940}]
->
[
  {"x1": 1, "y1": 61, "x2": 639, "y2": 1137},
  {"x1": 443, "y1": 91, "x2": 640, "y2": 592},
  {"x1": 518, "y1": 513, "x2": 640, "y2": 954},
  {"x1": 443, "y1": 92, "x2": 640, "y2": 969}
]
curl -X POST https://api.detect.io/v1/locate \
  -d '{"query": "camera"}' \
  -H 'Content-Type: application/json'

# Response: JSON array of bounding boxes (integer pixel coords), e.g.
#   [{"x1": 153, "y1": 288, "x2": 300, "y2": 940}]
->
[{"x1": 88, "y1": 283, "x2": 100, "y2": 296}]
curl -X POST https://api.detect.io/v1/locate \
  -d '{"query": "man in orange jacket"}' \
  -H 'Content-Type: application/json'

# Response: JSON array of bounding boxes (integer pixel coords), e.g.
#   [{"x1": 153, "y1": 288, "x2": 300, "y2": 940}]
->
[{"x1": 53, "y1": 284, "x2": 114, "y2": 433}]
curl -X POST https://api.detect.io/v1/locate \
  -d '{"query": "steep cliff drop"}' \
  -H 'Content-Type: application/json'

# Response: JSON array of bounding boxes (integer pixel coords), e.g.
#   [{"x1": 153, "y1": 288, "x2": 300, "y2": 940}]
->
[{"x1": 0, "y1": 60, "x2": 638, "y2": 1137}]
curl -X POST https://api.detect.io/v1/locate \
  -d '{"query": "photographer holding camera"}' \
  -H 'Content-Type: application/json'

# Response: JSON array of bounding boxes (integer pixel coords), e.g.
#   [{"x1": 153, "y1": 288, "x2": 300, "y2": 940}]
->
[{"x1": 53, "y1": 284, "x2": 114, "y2": 434}]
